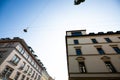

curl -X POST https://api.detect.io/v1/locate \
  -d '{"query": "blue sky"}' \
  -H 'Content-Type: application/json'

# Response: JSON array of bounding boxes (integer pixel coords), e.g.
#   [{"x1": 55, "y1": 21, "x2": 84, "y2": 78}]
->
[{"x1": 0, "y1": 0, "x2": 120, "y2": 80}]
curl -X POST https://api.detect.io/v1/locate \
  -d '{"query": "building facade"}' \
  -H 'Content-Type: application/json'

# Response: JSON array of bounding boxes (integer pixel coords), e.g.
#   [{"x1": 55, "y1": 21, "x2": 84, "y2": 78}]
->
[
  {"x1": 0, "y1": 37, "x2": 53, "y2": 80},
  {"x1": 66, "y1": 30, "x2": 120, "y2": 80}
]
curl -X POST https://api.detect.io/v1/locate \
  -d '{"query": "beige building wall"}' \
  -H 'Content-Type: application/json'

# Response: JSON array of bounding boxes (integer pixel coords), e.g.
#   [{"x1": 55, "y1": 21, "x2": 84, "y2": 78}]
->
[{"x1": 66, "y1": 30, "x2": 120, "y2": 80}]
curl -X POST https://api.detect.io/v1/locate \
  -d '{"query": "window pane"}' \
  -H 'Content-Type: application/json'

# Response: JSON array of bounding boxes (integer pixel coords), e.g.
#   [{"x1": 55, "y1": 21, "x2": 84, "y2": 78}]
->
[
  {"x1": 104, "y1": 61, "x2": 116, "y2": 73},
  {"x1": 11, "y1": 55, "x2": 20, "y2": 65},
  {"x1": 74, "y1": 40, "x2": 79, "y2": 44},
  {"x1": 97, "y1": 48, "x2": 105, "y2": 55},
  {"x1": 2, "y1": 66, "x2": 13, "y2": 78},
  {"x1": 79, "y1": 62, "x2": 87, "y2": 73},
  {"x1": 113, "y1": 47, "x2": 120, "y2": 54},
  {"x1": 91, "y1": 39, "x2": 98, "y2": 43},
  {"x1": 105, "y1": 38, "x2": 112, "y2": 42},
  {"x1": 76, "y1": 49, "x2": 82, "y2": 55},
  {"x1": 72, "y1": 32, "x2": 82, "y2": 36},
  {"x1": 21, "y1": 75, "x2": 25, "y2": 80},
  {"x1": 14, "y1": 72, "x2": 20, "y2": 80}
]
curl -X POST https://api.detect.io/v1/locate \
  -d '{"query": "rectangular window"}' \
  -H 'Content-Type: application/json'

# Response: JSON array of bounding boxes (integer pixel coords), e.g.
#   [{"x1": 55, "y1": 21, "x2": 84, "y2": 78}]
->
[
  {"x1": 2, "y1": 66, "x2": 13, "y2": 78},
  {"x1": 105, "y1": 38, "x2": 112, "y2": 42},
  {"x1": 14, "y1": 72, "x2": 20, "y2": 80},
  {"x1": 74, "y1": 40, "x2": 79, "y2": 44},
  {"x1": 19, "y1": 62, "x2": 26, "y2": 70},
  {"x1": 24, "y1": 52, "x2": 29, "y2": 59},
  {"x1": 21, "y1": 75, "x2": 25, "y2": 80},
  {"x1": 38, "y1": 75, "x2": 41, "y2": 80},
  {"x1": 79, "y1": 62, "x2": 87, "y2": 73},
  {"x1": 26, "y1": 77, "x2": 29, "y2": 80},
  {"x1": 34, "y1": 73, "x2": 38, "y2": 80},
  {"x1": 28, "y1": 68, "x2": 32, "y2": 75},
  {"x1": 32, "y1": 71, "x2": 35, "y2": 78},
  {"x1": 104, "y1": 61, "x2": 116, "y2": 73},
  {"x1": 112, "y1": 47, "x2": 120, "y2": 54},
  {"x1": 21, "y1": 48, "x2": 25, "y2": 54},
  {"x1": 11, "y1": 55, "x2": 20, "y2": 65},
  {"x1": 28, "y1": 57, "x2": 32, "y2": 63},
  {"x1": 17, "y1": 46, "x2": 25, "y2": 55},
  {"x1": 91, "y1": 39, "x2": 98, "y2": 43},
  {"x1": 76, "y1": 49, "x2": 82, "y2": 55},
  {"x1": 24, "y1": 65, "x2": 29, "y2": 74},
  {"x1": 72, "y1": 32, "x2": 82, "y2": 36},
  {"x1": 96, "y1": 48, "x2": 105, "y2": 55}
]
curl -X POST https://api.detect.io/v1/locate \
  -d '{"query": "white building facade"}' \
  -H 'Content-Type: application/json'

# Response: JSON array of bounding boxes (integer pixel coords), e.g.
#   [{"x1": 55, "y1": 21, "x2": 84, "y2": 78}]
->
[
  {"x1": 66, "y1": 30, "x2": 120, "y2": 80},
  {"x1": 0, "y1": 37, "x2": 53, "y2": 80}
]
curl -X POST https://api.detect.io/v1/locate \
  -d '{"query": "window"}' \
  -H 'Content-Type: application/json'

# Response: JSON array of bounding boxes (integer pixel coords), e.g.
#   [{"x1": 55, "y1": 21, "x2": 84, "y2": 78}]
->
[
  {"x1": 74, "y1": 40, "x2": 79, "y2": 44},
  {"x1": 104, "y1": 61, "x2": 116, "y2": 73},
  {"x1": 28, "y1": 68, "x2": 32, "y2": 75},
  {"x1": 32, "y1": 71, "x2": 35, "y2": 78},
  {"x1": 19, "y1": 62, "x2": 26, "y2": 70},
  {"x1": 21, "y1": 48, "x2": 25, "y2": 54},
  {"x1": 31, "y1": 60, "x2": 34, "y2": 65},
  {"x1": 10, "y1": 55, "x2": 20, "y2": 65},
  {"x1": 38, "y1": 75, "x2": 41, "y2": 80},
  {"x1": 72, "y1": 32, "x2": 82, "y2": 36},
  {"x1": 26, "y1": 77, "x2": 29, "y2": 80},
  {"x1": 105, "y1": 38, "x2": 112, "y2": 42},
  {"x1": 24, "y1": 65, "x2": 29, "y2": 73},
  {"x1": 21, "y1": 75, "x2": 25, "y2": 80},
  {"x1": 91, "y1": 39, "x2": 98, "y2": 43},
  {"x1": 17, "y1": 46, "x2": 25, "y2": 54},
  {"x1": 2, "y1": 66, "x2": 13, "y2": 78},
  {"x1": 24, "y1": 52, "x2": 29, "y2": 59},
  {"x1": 96, "y1": 48, "x2": 105, "y2": 55},
  {"x1": 34, "y1": 73, "x2": 38, "y2": 80},
  {"x1": 76, "y1": 49, "x2": 82, "y2": 55},
  {"x1": 112, "y1": 47, "x2": 120, "y2": 54},
  {"x1": 79, "y1": 62, "x2": 87, "y2": 73},
  {"x1": 28, "y1": 57, "x2": 32, "y2": 62},
  {"x1": 14, "y1": 72, "x2": 20, "y2": 80}
]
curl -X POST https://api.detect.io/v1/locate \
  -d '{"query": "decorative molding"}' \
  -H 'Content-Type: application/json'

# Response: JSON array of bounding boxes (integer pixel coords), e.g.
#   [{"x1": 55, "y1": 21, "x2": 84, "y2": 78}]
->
[
  {"x1": 101, "y1": 56, "x2": 110, "y2": 61},
  {"x1": 76, "y1": 57, "x2": 85, "y2": 61}
]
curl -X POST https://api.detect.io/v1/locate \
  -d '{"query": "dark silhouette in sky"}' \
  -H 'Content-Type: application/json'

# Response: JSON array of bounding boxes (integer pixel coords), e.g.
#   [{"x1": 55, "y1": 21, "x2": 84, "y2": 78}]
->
[{"x1": 74, "y1": 0, "x2": 85, "y2": 5}]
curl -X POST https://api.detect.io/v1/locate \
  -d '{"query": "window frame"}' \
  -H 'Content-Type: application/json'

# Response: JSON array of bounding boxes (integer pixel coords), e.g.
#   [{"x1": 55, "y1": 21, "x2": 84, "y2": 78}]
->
[
  {"x1": 91, "y1": 39, "x2": 98, "y2": 43},
  {"x1": 75, "y1": 48, "x2": 82, "y2": 55},
  {"x1": 79, "y1": 62, "x2": 87, "y2": 73},
  {"x1": 14, "y1": 72, "x2": 20, "y2": 80},
  {"x1": 74, "y1": 40, "x2": 79, "y2": 44},
  {"x1": 96, "y1": 47, "x2": 105, "y2": 55},
  {"x1": 104, "y1": 61, "x2": 117, "y2": 73},
  {"x1": 10, "y1": 55, "x2": 20, "y2": 65},
  {"x1": 112, "y1": 47, "x2": 120, "y2": 54},
  {"x1": 2, "y1": 66, "x2": 13, "y2": 78},
  {"x1": 72, "y1": 32, "x2": 82, "y2": 36},
  {"x1": 104, "y1": 38, "x2": 112, "y2": 42}
]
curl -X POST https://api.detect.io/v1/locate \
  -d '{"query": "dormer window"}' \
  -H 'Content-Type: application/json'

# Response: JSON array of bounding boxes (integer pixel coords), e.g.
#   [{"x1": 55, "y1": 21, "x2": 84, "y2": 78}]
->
[{"x1": 72, "y1": 32, "x2": 82, "y2": 36}]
